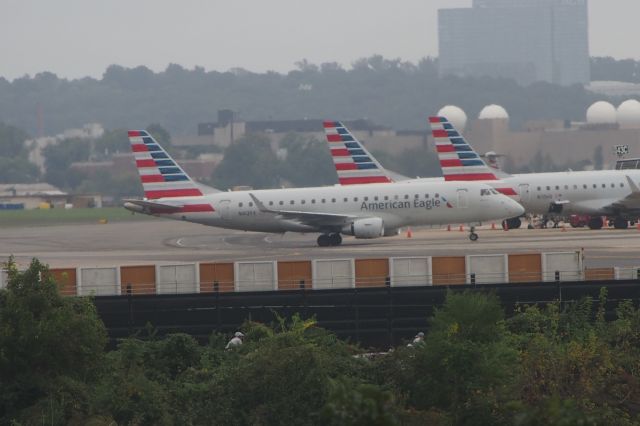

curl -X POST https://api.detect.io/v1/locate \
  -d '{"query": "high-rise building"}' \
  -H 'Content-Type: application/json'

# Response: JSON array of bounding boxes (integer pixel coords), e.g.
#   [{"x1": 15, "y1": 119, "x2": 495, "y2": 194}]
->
[{"x1": 438, "y1": 0, "x2": 589, "y2": 86}]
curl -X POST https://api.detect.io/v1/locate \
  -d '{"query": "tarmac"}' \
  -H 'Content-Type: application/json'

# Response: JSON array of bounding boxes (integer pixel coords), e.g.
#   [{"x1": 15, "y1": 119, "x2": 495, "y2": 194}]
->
[{"x1": 1, "y1": 218, "x2": 639, "y2": 269}]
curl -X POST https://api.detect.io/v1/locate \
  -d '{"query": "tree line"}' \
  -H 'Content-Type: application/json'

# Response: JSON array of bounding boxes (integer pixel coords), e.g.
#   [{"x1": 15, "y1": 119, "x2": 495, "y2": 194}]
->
[
  {"x1": 1, "y1": 56, "x2": 635, "y2": 138},
  {"x1": 1, "y1": 258, "x2": 639, "y2": 425}
]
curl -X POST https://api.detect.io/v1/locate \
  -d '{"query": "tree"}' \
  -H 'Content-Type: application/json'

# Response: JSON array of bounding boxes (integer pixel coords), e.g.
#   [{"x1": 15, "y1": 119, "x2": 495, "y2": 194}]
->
[
  {"x1": 0, "y1": 258, "x2": 107, "y2": 423},
  {"x1": 0, "y1": 157, "x2": 40, "y2": 183},
  {"x1": 212, "y1": 133, "x2": 282, "y2": 189},
  {"x1": 279, "y1": 133, "x2": 337, "y2": 186}
]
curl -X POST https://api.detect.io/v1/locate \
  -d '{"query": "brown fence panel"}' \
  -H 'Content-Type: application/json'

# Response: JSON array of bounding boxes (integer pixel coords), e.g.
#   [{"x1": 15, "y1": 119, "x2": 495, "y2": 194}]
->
[
  {"x1": 120, "y1": 265, "x2": 156, "y2": 295},
  {"x1": 355, "y1": 258, "x2": 390, "y2": 288},
  {"x1": 585, "y1": 267, "x2": 615, "y2": 281},
  {"x1": 49, "y1": 268, "x2": 77, "y2": 296},
  {"x1": 508, "y1": 253, "x2": 542, "y2": 283},
  {"x1": 199, "y1": 263, "x2": 235, "y2": 293},
  {"x1": 278, "y1": 260, "x2": 312, "y2": 290},
  {"x1": 432, "y1": 256, "x2": 466, "y2": 285}
]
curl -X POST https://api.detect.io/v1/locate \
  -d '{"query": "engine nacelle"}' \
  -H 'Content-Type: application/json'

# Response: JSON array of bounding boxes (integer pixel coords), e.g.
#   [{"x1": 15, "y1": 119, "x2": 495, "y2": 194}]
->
[{"x1": 342, "y1": 217, "x2": 384, "y2": 239}]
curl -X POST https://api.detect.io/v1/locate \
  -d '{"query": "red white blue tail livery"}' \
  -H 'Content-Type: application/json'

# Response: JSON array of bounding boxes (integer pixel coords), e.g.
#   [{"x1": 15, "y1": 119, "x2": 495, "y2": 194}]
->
[
  {"x1": 323, "y1": 121, "x2": 393, "y2": 185},
  {"x1": 128, "y1": 130, "x2": 204, "y2": 199},
  {"x1": 428, "y1": 116, "x2": 498, "y2": 182}
]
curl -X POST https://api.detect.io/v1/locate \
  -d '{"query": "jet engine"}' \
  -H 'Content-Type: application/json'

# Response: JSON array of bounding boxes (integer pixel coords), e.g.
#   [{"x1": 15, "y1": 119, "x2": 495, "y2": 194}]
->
[{"x1": 343, "y1": 217, "x2": 385, "y2": 239}]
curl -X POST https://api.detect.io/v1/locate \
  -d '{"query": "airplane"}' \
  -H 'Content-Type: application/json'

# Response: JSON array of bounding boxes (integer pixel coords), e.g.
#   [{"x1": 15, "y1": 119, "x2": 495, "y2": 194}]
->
[
  {"x1": 322, "y1": 119, "x2": 640, "y2": 230},
  {"x1": 123, "y1": 130, "x2": 524, "y2": 246}
]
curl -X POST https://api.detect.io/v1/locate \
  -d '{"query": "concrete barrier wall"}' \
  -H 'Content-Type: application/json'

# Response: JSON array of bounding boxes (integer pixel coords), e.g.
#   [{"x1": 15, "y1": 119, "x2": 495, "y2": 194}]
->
[
  {"x1": 467, "y1": 254, "x2": 508, "y2": 284},
  {"x1": 277, "y1": 261, "x2": 312, "y2": 290},
  {"x1": 390, "y1": 257, "x2": 431, "y2": 287},
  {"x1": 235, "y1": 261, "x2": 277, "y2": 292},
  {"x1": 615, "y1": 266, "x2": 640, "y2": 280},
  {"x1": 49, "y1": 268, "x2": 78, "y2": 296},
  {"x1": 542, "y1": 251, "x2": 583, "y2": 282},
  {"x1": 199, "y1": 262, "x2": 234, "y2": 293},
  {"x1": 79, "y1": 267, "x2": 120, "y2": 296},
  {"x1": 157, "y1": 264, "x2": 198, "y2": 294},
  {"x1": 312, "y1": 259, "x2": 354, "y2": 289},
  {"x1": 355, "y1": 258, "x2": 389, "y2": 288}
]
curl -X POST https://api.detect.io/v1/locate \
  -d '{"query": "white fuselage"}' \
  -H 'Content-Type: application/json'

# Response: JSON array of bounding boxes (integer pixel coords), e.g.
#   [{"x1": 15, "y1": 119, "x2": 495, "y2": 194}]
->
[
  {"x1": 131, "y1": 181, "x2": 523, "y2": 234},
  {"x1": 404, "y1": 169, "x2": 640, "y2": 217}
]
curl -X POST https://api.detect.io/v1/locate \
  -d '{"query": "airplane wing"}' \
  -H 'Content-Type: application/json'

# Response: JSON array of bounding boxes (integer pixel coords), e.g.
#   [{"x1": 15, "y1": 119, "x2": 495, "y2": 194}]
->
[
  {"x1": 607, "y1": 175, "x2": 640, "y2": 213},
  {"x1": 122, "y1": 198, "x2": 183, "y2": 213},
  {"x1": 249, "y1": 193, "x2": 357, "y2": 228}
]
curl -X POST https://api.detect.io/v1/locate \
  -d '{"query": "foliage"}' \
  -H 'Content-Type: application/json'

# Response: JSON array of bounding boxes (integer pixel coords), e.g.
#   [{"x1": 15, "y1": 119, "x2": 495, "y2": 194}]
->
[
  {"x1": 0, "y1": 257, "x2": 107, "y2": 423},
  {"x1": 2, "y1": 267, "x2": 640, "y2": 425}
]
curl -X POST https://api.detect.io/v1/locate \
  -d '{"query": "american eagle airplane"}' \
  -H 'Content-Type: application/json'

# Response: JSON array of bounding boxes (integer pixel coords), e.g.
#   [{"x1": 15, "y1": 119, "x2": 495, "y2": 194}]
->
[
  {"x1": 123, "y1": 130, "x2": 523, "y2": 245},
  {"x1": 323, "y1": 119, "x2": 640, "y2": 230}
]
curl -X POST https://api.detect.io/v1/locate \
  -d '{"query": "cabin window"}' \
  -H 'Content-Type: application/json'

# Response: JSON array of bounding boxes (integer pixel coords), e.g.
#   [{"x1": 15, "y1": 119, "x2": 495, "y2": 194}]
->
[
  {"x1": 546, "y1": 186, "x2": 551, "y2": 191},
  {"x1": 343, "y1": 197, "x2": 348, "y2": 202},
  {"x1": 290, "y1": 200, "x2": 295, "y2": 205},
  {"x1": 353, "y1": 197, "x2": 358, "y2": 202},
  {"x1": 374, "y1": 196, "x2": 379, "y2": 201},
  {"x1": 414, "y1": 194, "x2": 419, "y2": 199},
  {"x1": 593, "y1": 184, "x2": 597, "y2": 189},
  {"x1": 573, "y1": 185, "x2": 577, "y2": 190},
  {"x1": 404, "y1": 194, "x2": 409, "y2": 200},
  {"x1": 239, "y1": 202, "x2": 243, "y2": 207},
  {"x1": 269, "y1": 201, "x2": 273, "y2": 206},
  {"x1": 301, "y1": 200, "x2": 305, "y2": 204},
  {"x1": 602, "y1": 184, "x2": 606, "y2": 189},
  {"x1": 311, "y1": 199, "x2": 316, "y2": 204},
  {"x1": 537, "y1": 186, "x2": 541, "y2": 191},
  {"x1": 364, "y1": 196, "x2": 369, "y2": 201},
  {"x1": 331, "y1": 198, "x2": 336, "y2": 203},
  {"x1": 321, "y1": 199, "x2": 326, "y2": 203},
  {"x1": 279, "y1": 201, "x2": 284, "y2": 205},
  {"x1": 384, "y1": 195, "x2": 389, "y2": 201},
  {"x1": 583, "y1": 184, "x2": 587, "y2": 189},
  {"x1": 611, "y1": 183, "x2": 615, "y2": 188},
  {"x1": 555, "y1": 185, "x2": 560, "y2": 190},
  {"x1": 248, "y1": 202, "x2": 253, "y2": 207},
  {"x1": 564, "y1": 185, "x2": 568, "y2": 190},
  {"x1": 435, "y1": 193, "x2": 440, "y2": 198},
  {"x1": 620, "y1": 183, "x2": 625, "y2": 188},
  {"x1": 394, "y1": 195, "x2": 399, "y2": 200}
]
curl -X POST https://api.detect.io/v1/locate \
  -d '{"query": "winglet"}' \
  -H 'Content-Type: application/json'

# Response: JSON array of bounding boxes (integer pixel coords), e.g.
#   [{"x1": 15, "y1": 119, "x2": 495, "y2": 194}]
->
[
  {"x1": 249, "y1": 193, "x2": 272, "y2": 213},
  {"x1": 626, "y1": 175, "x2": 640, "y2": 194}
]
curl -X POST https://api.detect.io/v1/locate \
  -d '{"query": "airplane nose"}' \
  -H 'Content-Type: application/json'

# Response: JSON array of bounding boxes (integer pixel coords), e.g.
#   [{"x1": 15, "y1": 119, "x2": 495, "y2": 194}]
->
[{"x1": 505, "y1": 199, "x2": 525, "y2": 218}]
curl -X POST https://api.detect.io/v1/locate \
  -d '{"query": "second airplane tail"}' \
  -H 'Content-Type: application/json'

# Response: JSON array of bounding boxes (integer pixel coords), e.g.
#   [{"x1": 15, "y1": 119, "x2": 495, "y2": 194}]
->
[
  {"x1": 323, "y1": 121, "x2": 393, "y2": 185},
  {"x1": 428, "y1": 116, "x2": 503, "y2": 181}
]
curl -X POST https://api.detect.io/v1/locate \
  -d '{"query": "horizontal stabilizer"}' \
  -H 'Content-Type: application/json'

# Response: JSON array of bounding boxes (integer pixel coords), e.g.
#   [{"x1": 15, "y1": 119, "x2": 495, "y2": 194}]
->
[{"x1": 123, "y1": 199, "x2": 183, "y2": 213}]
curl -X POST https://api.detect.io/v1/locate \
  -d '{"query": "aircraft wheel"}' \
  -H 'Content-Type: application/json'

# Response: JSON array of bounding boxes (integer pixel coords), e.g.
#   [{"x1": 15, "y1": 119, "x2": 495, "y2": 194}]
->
[
  {"x1": 469, "y1": 232, "x2": 479, "y2": 242},
  {"x1": 506, "y1": 217, "x2": 522, "y2": 229},
  {"x1": 613, "y1": 217, "x2": 629, "y2": 229},
  {"x1": 329, "y1": 233, "x2": 342, "y2": 246},
  {"x1": 588, "y1": 217, "x2": 604, "y2": 230},
  {"x1": 317, "y1": 234, "x2": 331, "y2": 247}
]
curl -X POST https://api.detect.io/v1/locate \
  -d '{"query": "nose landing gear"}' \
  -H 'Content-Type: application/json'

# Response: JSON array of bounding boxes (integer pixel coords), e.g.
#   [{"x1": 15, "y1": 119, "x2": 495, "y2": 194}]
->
[{"x1": 469, "y1": 226, "x2": 479, "y2": 242}]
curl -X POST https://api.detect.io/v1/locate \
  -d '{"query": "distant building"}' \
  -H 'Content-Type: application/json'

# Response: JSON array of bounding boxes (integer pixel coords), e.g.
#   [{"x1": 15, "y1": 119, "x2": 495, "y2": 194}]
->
[
  {"x1": 438, "y1": 0, "x2": 590, "y2": 86},
  {"x1": 0, "y1": 183, "x2": 68, "y2": 209}
]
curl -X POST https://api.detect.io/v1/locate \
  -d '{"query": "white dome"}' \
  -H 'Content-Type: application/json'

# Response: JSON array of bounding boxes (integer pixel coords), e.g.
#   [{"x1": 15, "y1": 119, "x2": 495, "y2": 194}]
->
[
  {"x1": 437, "y1": 105, "x2": 467, "y2": 130},
  {"x1": 586, "y1": 101, "x2": 617, "y2": 124},
  {"x1": 617, "y1": 99, "x2": 640, "y2": 128},
  {"x1": 478, "y1": 104, "x2": 509, "y2": 120}
]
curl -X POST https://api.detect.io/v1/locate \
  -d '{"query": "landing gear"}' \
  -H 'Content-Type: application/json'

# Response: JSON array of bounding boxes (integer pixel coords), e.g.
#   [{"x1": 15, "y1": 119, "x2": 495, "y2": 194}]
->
[
  {"x1": 469, "y1": 226, "x2": 479, "y2": 242},
  {"x1": 613, "y1": 216, "x2": 629, "y2": 229},
  {"x1": 505, "y1": 217, "x2": 522, "y2": 229},
  {"x1": 317, "y1": 233, "x2": 342, "y2": 247},
  {"x1": 588, "y1": 216, "x2": 604, "y2": 230}
]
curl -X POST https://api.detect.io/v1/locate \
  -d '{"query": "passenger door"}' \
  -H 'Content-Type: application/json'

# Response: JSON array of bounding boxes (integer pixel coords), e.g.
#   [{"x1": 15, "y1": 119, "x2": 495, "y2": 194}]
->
[
  {"x1": 457, "y1": 189, "x2": 468, "y2": 208},
  {"x1": 518, "y1": 184, "x2": 530, "y2": 203},
  {"x1": 218, "y1": 199, "x2": 232, "y2": 220}
]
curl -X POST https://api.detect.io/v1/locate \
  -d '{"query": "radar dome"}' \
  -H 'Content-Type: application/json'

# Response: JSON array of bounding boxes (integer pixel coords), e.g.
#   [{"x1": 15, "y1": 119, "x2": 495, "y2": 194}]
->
[
  {"x1": 437, "y1": 105, "x2": 467, "y2": 130},
  {"x1": 617, "y1": 99, "x2": 640, "y2": 128},
  {"x1": 479, "y1": 104, "x2": 509, "y2": 120},
  {"x1": 586, "y1": 101, "x2": 617, "y2": 124}
]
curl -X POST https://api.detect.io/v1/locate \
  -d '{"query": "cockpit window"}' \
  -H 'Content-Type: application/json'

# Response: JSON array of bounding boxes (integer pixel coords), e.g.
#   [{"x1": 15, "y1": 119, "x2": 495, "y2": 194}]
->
[{"x1": 481, "y1": 188, "x2": 501, "y2": 196}]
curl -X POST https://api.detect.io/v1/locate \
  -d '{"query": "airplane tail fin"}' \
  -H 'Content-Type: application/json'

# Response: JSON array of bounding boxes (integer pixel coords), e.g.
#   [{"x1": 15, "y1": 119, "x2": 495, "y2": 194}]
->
[
  {"x1": 323, "y1": 121, "x2": 393, "y2": 185},
  {"x1": 428, "y1": 116, "x2": 506, "y2": 181},
  {"x1": 128, "y1": 130, "x2": 204, "y2": 199}
]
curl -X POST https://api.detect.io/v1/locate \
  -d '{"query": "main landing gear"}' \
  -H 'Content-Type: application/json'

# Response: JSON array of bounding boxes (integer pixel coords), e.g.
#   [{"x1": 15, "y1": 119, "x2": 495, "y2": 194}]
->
[
  {"x1": 317, "y1": 233, "x2": 342, "y2": 247},
  {"x1": 469, "y1": 226, "x2": 479, "y2": 242}
]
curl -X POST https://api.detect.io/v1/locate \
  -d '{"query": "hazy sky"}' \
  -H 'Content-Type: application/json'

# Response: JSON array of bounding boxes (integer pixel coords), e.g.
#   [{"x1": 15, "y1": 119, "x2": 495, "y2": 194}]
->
[{"x1": 1, "y1": 0, "x2": 638, "y2": 80}]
